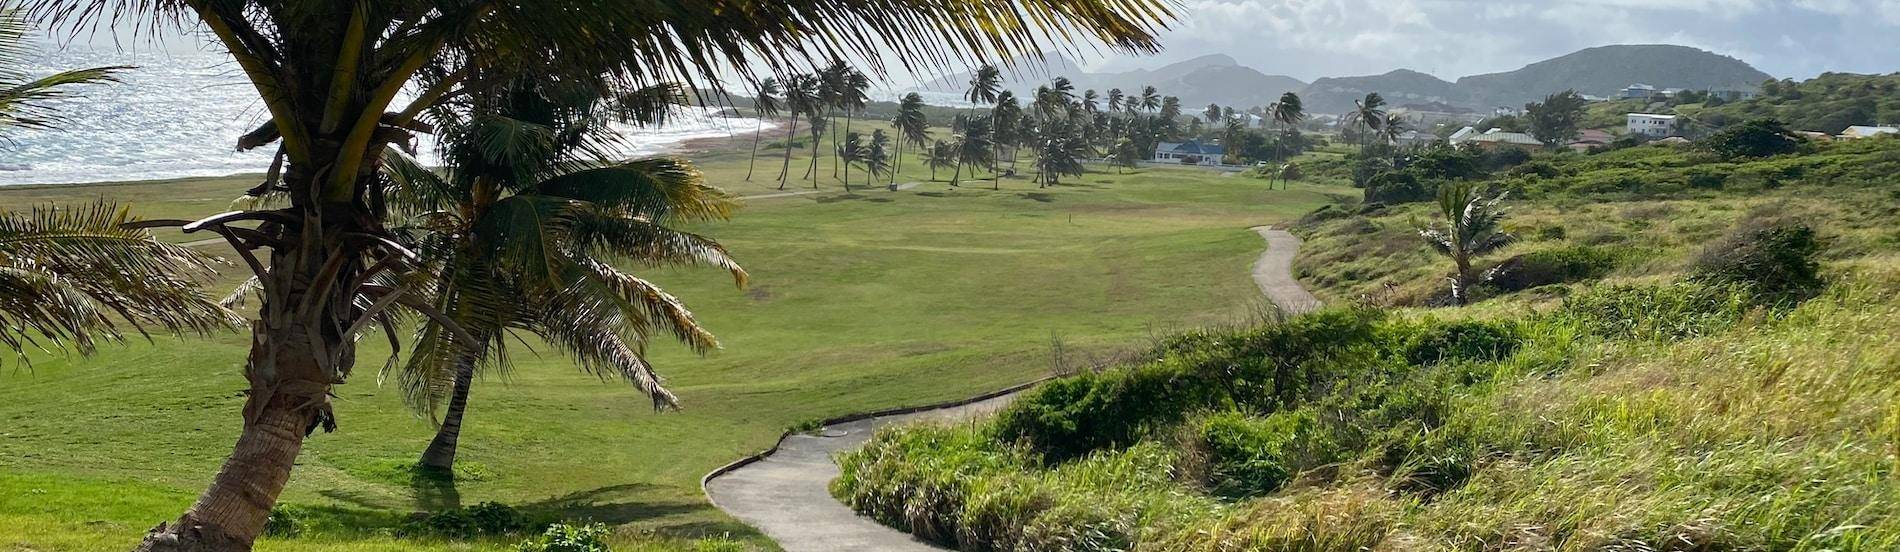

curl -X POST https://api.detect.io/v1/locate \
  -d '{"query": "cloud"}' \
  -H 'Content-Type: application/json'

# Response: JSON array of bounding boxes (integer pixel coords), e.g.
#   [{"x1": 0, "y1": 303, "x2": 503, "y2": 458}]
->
[{"x1": 1103, "y1": 0, "x2": 1900, "y2": 81}]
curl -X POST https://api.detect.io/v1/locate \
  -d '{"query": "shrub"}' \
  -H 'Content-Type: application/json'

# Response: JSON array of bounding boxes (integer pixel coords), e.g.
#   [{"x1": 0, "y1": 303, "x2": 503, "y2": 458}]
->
[
  {"x1": 403, "y1": 502, "x2": 531, "y2": 538},
  {"x1": 1297, "y1": 204, "x2": 1350, "y2": 226},
  {"x1": 1702, "y1": 118, "x2": 1804, "y2": 159},
  {"x1": 516, "y1": 522, "x2": 612, "y2": 552},
  {"x1": 1403, "y1": 321, "x2": 1520, "y2": 365},
  {"x1": 264, "y1": 505, "x2": 307, "y2": 538},
  {"x1": 1192, "y1": 411, "x2": 1338, "y2": 499},
  {"x1": 1485, "y1": 245, "x2": 1621, "y2": 292},
  {"x1": 990, "y1": 360, "x2": 1218, "y2": 461},
  {"x1": 1362, "y1": 171, "x2": 1432, "y2": 204},
  {"x1": 1693, "y1": 220, "x2": 1824, "y2": 303}
]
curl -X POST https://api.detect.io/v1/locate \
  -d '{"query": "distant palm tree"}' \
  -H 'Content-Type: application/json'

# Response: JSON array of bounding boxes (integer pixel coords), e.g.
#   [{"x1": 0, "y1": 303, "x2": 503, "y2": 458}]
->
[
  {"x1": 1380, "y1": 112, "x2": 1406, "y2": 145},
  {"x1": 926, "y1": 139, "x2": 957, "y2": 182},
  {"x1": 806, "y1": 115, "x2": 828, "y2": 188},
  {"x1": 839, "y1": 69, "x2": 871, "y2": 179},
  {"x1": 1222, "y1": 117, "x2": 1247, "y2": 165},
  {"x1": 1106, "y1": 88, "x2": 1125, "y2": 114},
  {"x1": 1204, "y1": 103, "x2": 1221, "y2": 125},
  {"x1": 1348, "y1": 92, "x2": 1387, "y2": 147},
  {"x1": 1138, "y1": 86, "x2": 1161, "y2": 113},
  {"x1": 1269, "y1": 92, "x2": 1305, "y2": 189},
  {"x1": 745, "y1": 78, "x2": 783, "y2": 181},
  {"x1": 966, "y1": 64, "x2": 1003, "y2": 111},
  {"x1": 381, "y1": 79, "x2": 744, "y2": 471},
  {"x1": 866, "y1": 129, "x2": 892, "y2": 189},
  {"x1": 891, "y1": 92, "x2": 929, "y2": 185},
  {"x1": 818, "y1": 61, "x2": 850, "y2": 179},
  {"x1": 993, "y1": 90, "x2": 1020, "y2": 184},
  {"x1": 1419, "y1": 182, "x2": 1511, "y2": 306},
  {"x1": 778, "y1": 74, "x2": 820, "y2": 190},
  {"x1": 1081, "y1": 89, "x2": 1099, "y2": 114},
  {"x1": 952, "y1": 114, "x2": 994, "y2": 188},
  {"x1": 1034, "y1": 126, "x2": 1092, "y2": 187},
  {"x1": 839, "y1": 130, "x2": 863, "y2": 192}
]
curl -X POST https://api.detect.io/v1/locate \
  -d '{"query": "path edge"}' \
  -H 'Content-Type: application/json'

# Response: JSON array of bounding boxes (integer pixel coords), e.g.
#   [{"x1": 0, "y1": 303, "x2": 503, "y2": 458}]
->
[{"x1": 700, "y1": 375, "x2": 1053, "y2": 501}]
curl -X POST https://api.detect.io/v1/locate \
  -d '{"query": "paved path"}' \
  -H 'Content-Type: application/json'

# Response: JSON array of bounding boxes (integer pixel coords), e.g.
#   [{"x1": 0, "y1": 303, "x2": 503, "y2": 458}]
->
[
  {"x1": 705, "y1": 225, "x2": 1319, "y2": 552},
  {"x1": 1250, "y1": 227, "x2": 1322, "y2": 315}
]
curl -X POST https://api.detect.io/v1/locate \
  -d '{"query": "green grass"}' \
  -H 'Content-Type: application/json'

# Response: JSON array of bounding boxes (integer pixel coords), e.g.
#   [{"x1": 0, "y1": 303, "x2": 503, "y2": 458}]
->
[{"x1": 0, "y1": 129, "x2": 1348, "y2": 551}]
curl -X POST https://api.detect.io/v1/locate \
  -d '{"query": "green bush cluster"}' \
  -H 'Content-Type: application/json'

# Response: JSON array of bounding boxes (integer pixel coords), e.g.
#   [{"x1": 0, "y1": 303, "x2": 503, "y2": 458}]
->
[
  {"x1": 1548, "y1": 282, "x2": 1753, "y2": 340},
  {"x1": 401, "y1": 502, "x2": 533, "y2": 539},
  {"x1": 515, "y1": 522, "x2": 612, "y2": 552},
  {"x1": 1402, "y1": 320, "x2": 1521, "y2": 365},
  {"x1": 1191, "y1": 410, "x2": 1338, "y2": 499},
  {"x1": 1484, "y1": 245, "x2": 1622, "y2": 292},
  {"x1": 1693, "y1": 219, "x2": 1824, "y2": 303}
]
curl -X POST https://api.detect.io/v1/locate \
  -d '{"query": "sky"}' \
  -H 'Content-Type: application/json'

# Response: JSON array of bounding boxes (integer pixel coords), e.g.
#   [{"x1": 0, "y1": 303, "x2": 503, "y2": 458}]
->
[
  {"x1": 1085, "y1": 0, "x2": 1900, "y2": 81},
  {"x1": 34, "y1": 0, "x2": 1900, "y2": 86}
]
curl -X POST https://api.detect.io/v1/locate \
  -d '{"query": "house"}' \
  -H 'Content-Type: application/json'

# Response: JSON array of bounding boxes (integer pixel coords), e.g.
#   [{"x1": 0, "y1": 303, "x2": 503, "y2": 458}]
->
[
  {"x1": 1839, "y1": 125, "x2": 1899, "y2": 140},
  {"x1": 1621, "y1": 83, "x2": 1658, "y2": 99},
  {"x1": 1152, "y1": 139, "x2": 1227, "y2": 165},
  {"x1": 1627, "y1": 113, "x2": 1678, "y2": 138},
  {"x1": 1566, "y1": 129, "x2": 1614, "y2": 152},
  {"x1": 1394, "y1": 130, "x2": 1441, "y2": 147},
  {"x1": 1447, "y1": 126, "x2": 1479, "y2": 144},
  {"x1": 1451, "y1": 127, "x2": 1542, "y2": 152},
  {"x1": 1708, "y1": 89, "x2": 1757, "y2": 102},
  {"x1": 1794, "y1": 130, "x2": 1835, "y2": 142}
]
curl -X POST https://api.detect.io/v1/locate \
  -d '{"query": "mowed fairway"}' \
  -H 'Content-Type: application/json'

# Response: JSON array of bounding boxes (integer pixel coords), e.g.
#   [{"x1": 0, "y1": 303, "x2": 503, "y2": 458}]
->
[{"x1": 0, "y1": 138, "x2": 1350, "y2": 550}]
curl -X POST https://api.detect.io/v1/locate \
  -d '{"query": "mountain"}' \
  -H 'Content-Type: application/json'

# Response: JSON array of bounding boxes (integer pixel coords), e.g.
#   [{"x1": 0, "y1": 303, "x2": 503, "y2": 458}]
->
[
  {"x1": 913, "y1": 53, "x2": 1305, "y2": 109},
  {"x1": 1457, "y1": 44, "x2": 1772, "y2": 108},
  {"x1": 910, "y1": 44, "x2": 1772, "y2": 115},
  {"x1": 1300, "y1": 69, "x2": 1468, "y2": 115}
]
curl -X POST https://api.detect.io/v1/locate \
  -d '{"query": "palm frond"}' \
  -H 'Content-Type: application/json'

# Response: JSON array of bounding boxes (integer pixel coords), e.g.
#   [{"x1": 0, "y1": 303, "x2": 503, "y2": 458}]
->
[{"x1": 535, "y1": 158, "x2": 735, "y2": 224}]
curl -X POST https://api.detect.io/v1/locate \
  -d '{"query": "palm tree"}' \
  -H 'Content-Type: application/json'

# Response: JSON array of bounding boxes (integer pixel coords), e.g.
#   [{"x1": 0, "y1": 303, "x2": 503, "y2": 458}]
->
[
  {"x1": 806, "y1": 115, "x2": 829, "y2": 188},
  {"x1": 1111, "y1": 137, "x2": 1140, "y2": 173},
  {"x1": 30, "y1": 1, "x2": 1171, "y2": 547},
  {"x1": 0, "y1": 5, "x2": 125, "y2": 135},
  {"x1": 1081, "y1": 89, "x2": 1099, "y2": 114},
  {"x1": 952, "y1": 114, "x2": 994, "y2": 188},
  {"x1": 779, "y1": 74, "x2": 819, "y2": 190},
  {"x1": 1222, "y1": 117, "x2": 1247, "y2": 165},
  {"x1": 839, "y1": 130, "x2": 863, "y2": 192},
  {"x1": 1419, "y1": 182, "x2": 1511, "y2": 306},
  {"x1": 992, "y1": 89, "x2": 1019, "y2": 184},
  {"x1": 1034, "y1": 125, "x2": 1092, "y2": 187},
  {"x1": 965, "y1": 64, "x2": 1003, "y2": 110},
  {"x1": 1268, "y1": 92, "x2": 1305, "y2": 189},
  {"x1": 866, "y1": 129, "x2": 892, "y2": 189},
  {"x1": 892, "y1": 92, "x2": 930, "y2": 186},
  {"x1": 0, "y1": 201, "x2": 235, "y2": 361},
  {"x1": 1138, "y1": 86, "x2": 1161, "y2": 113},
  {"x1": 839, "y1": 68, "x2": 871, "y2": 179},
  {"x1": 745, "y1": 78, "x2": 783, "y2": 181},
  {"x1": 1348, "y1": 92, "x2": 1388, "y2": 148},
  {"x1": 1106, "y1": 88, "x2": 1124, "y2": 114},
  {"x1": 1379, "y1": 112, "x2": 1406, "y2": 145},
  {"x1": 926, "y1": 139, "x2": 957, "y2": 182},
  {"x1": 1203, "y1": 103, "x2": 1221, "y2": 125},
  {"x1": 816, "y1": 61, "x2": 848, "y2": 180},
  {"x1": 381, "y1": 78, "x2": 744, "y2": 471}
]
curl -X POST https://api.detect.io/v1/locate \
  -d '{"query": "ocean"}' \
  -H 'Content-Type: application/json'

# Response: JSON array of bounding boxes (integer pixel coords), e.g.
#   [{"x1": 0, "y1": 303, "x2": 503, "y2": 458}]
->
[{"x1": 0, "y1": 46, "x2": 773, "y2": 186}]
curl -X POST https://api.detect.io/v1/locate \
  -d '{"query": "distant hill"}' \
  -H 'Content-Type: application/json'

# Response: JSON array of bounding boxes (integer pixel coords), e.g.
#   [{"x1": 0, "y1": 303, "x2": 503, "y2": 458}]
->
[
  {"x1": 914, "y1": 53, "x2": 1305, "y2": 110},
  {"x1": 1458, "y1": 44, "x2": 1772, "y2": 108},
  {"x1": 910, "y1": 44, "x2": 1773, "y2": 116},
  {"x1": 1301, "y1": 69, "x2": 1468, "y2": 115}
]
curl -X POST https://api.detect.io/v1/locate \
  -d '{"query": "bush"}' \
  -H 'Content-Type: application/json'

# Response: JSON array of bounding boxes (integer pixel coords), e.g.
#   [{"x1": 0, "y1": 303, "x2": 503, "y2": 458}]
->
[
  {"x1": 1362, "y1": 171, "x2": 1432, "y2": 204},
  {"x1": 1485, "y1": 245, "x2": 1621, "y2": 292},
  {"x1": 516, "y1": 523, "x2": 612, "y2": 552},
  {"x1": 1693, "y1": 220, "x2": 1824, "y2": 302},
  {"x1": 1193, "y1": 411, "x2": 1338, "y2": 499},
  {"x1": 264, "y1": 505, "x2": 307, "y2": 538},
  {"x1": 403, "y1": 502, "x2": 531, "y2": 538},
  {"x1": 1403, "y1": 321, "x2": 1520, "y2": 365},
  {"x1": 1702, "y1": 119, "x2": 1804, "y2": 159}
]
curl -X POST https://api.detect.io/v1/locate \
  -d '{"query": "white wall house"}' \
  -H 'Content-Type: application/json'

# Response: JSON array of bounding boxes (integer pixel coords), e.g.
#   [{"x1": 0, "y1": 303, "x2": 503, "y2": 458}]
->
[
  {"x1": 1839, "y1": 125, "x2": 1899, "y2": 139},
  {"x1": 1627, "y1": 113, "x2": 1678, "y2": 138}
]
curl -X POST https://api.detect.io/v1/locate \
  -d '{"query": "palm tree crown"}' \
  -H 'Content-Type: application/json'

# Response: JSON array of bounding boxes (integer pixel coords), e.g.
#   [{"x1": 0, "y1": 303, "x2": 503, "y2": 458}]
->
[{"x1": 1419, "y1": 182, "x2": 1512, "y2": 305}]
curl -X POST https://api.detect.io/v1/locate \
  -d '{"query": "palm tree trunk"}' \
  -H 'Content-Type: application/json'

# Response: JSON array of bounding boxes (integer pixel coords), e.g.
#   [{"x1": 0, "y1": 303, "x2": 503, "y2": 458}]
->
[
  {"x1": 1452, "y1": 255, "x2": 1473, "y2": 306},
  {"x1": 746, "y1": 118, "x2": 766, "y2": 181},
  {"x1": 419, "y1": 352, "x2": 480, "y2": 470},
  {"x1": 952, "y1": 158, "x2": 963, "y2": 187},
  {"x1": 841, "y1": 109, "x2": 855, "y2": 181},
  {"x1": 136, "y1": 388, "x2": 311, "y2": 552},
  {"x1": 778, "y1": 117, "x2": 799, "y2": 190},
  {"x1": 807, "y1": 133, "x2": 822, "y2": 186}
]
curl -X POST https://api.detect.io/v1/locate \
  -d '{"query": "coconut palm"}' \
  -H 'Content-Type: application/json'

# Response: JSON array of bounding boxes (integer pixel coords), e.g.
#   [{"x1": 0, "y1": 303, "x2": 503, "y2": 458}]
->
[
  {"x1": 0, "y1": 201, "x2": 235, "y2": 361},
  {"x1": 1106, "y1": 88, "x2": 1124, "y2": 114},
  {"x1": 1081, "y1": 89, "x2": 1099, "y2": 114},
  {"x1": 1138, "y1": 86, "x2": 1161, "y2": 113},
  {"x1": 866, "y1": 129, "x2": 892, "y2": 189},
  {"x1": 745, "y1": 78, "x2": 783, "y2": 181},
  {"x1": 965, "y1": 63, "x2": 1003, "y2": 109},
  {"x1": 816, "y1": 61, "x2": 849, "y2": 180},
  {"x1": 839, "y1": 68, "x2": 871, "y2": 178},
  {"x1": 379, "y1": 78, "x2": 744, "y2": 471},
  {"x1": 805, "y1": 115, "x2": 828, "y2": 187},
  {"x1": 1203, "y1": 103, "x2": 1221, "y2": 125},
  {"x1": 778, "y1": 74, "x2": 820, "y2": 190},
  {"x1": 1268, "y1": 92, "x2": 1305, "y2": 189},
  {"x1": 1419, "y1": 182, "x2": 1512, "y2": 306},
  {"x1": 952, "y1": 114, "x2": 994, "y2": 188},
  {"x1": 1034, "y1": 124, "x2": 1092, "y2": 187},
  {"x1": 24, "y1": 1, "x2": 1172, "y2": 545},
  {"x1": 926, "y1": 139, "x2": 957, "y2": 181},
  {"x1": 839, "y1": 130, "x2": 863, "y2": 192},
  {"x1": 1379, "y1": 112, "x2": 1407, "y2": 145},
  {"x1": 892, "y1": 92, "x2": 930, "y2": 184},
  {"x1": 1348, "y1": 92, "x2": 1388, "y2": 147},
  {"x1": 1222, "y1": 117, "x2": 1247, "y2": 165}
]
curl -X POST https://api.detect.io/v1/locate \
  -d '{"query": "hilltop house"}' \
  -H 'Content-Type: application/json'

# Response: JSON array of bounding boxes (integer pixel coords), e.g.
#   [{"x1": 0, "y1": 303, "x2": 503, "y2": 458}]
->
[
  {"x1": 1621, "y1": 83, "x2": 1658, "y2": 99},
  {"x1": 1566, "y1": 129, "x2": 1615, "y2": 152},
  {"x1": 1627, "y1": 113, "x2": 1679, "y2": 138},
  {"x1": 1153, "y1": 139, "x2": 1227, "y2": 165},
  {"x1": 1839, "y1": 125, "x2": 1899, "y2": 140},
  {"x1": 1449, "y1": 127, "x2": 1542, "y2": 152}
]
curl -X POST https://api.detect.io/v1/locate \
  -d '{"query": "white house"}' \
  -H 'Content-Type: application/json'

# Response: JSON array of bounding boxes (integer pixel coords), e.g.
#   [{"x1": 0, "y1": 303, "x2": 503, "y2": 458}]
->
[
  {"x1": 1621, "y1": 83, "x2": 1657, "y2": 99},
  {"x1": 1839, "y1": 125, "x2": 1899, "y2": 139},
  {"x1": 1152, "y1": 140, "x2": 1227, "y2": 165},
  {"x1": 1449, "y1": 127, "x2": 1542, "y2": 152},
  {"x1": 1627, "y1": 113, "x2": 1678, "y2": 138}
]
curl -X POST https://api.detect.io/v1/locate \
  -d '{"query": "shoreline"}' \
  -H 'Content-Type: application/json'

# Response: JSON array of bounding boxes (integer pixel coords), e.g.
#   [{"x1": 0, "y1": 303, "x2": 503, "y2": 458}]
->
[{"x1": 0, "y1": 116, "x2": 780, "y2": 191}]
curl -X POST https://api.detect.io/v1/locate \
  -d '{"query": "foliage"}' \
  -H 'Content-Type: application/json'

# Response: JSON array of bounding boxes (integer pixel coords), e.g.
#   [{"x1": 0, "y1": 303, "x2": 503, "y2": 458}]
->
[
  {"x1": 1418, "y1": 182, "x2": 1512, "y2": 305},
  {"x1": 1190, "y1": 410, "x2": 1338, "y2": 499},
  {"x1": 1548, "y1": 282, "x2": 1753, "y2": 340},
  {"x1": 1700, "y1": 118, "x2": 1804, "y2": 159},
  {"x1": 0, "y1": 3, "x2": 124, "y2": 134},
  {"x1": 263, "y1": 505, "x2": 309, "y2": 538},
  {"x1": 1484, "y1": 245, "x2": 1621, "y2": 292},
  {"x1": 1402, "y1": 320, "x2": 1519, "y2": 365},
  {"x1": 1691, "y1": 73, "x2": 1900, "y2": 134},
  {"x1": 515, "y1": 523, "x2": 612, "y2": 552},
  {"x1": 1692, "y1": 219, "x2": 1824, "y2": 303},
  {"x1": 1524, "y1": 89, "x2": 1587, "y2": 146},
  {"x1": 402, "y1": 502, "x2": 533, "y2": 539}
]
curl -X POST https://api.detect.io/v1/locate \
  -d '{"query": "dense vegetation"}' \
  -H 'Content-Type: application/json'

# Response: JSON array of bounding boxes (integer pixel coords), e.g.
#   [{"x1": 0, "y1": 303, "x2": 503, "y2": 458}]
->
[
  {"x1": 1688, "y1": 73, "x2": 1900, "y2": 134},
  {"x1": 835, "y1": 129, "x2": 1900, "y2": 551}
]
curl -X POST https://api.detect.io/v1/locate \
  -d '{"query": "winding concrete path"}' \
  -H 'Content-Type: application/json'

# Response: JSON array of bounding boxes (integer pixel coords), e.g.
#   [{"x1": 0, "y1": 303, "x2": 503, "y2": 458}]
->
[{"x1": 704, "y1": 225, "x2": 1318, "y2": 552}]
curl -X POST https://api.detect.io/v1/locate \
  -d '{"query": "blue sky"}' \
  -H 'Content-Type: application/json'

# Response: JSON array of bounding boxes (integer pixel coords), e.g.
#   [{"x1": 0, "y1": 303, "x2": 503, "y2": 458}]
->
[{"x1": 1085, "y1": 0, "x2": 1900, "y2": 81}]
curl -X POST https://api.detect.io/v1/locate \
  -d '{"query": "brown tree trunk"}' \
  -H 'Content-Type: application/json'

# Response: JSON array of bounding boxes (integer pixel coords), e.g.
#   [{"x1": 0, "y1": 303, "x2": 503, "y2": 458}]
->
[
  {"x1": 135, "y1": 389, "x2": 313, "y2": 552},
  {"x1": 419, "y1": 354, "x2": 478, "y2": 470}
]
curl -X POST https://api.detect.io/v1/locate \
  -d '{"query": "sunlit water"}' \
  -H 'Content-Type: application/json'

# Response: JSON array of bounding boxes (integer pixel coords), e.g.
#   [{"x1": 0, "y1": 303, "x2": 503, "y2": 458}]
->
[{"x1": 0, "y1": 47, "x2": 773, "y2": 186}]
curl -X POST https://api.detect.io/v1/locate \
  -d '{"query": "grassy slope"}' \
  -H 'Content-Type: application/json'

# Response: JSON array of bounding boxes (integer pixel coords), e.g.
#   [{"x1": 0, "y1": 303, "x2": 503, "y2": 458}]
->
[
  {"x1": 0, "y1": 125, "x2": 1348, "y2": 551},
  {"x1": 833, "y1": 139, "x2": 1900, "y2": 551}
]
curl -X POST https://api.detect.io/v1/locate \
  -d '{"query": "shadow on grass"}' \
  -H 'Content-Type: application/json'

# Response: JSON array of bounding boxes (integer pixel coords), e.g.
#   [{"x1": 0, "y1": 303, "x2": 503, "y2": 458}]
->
[
  {"x1": 300, "y1": 481, "x2": 723, "y2": 539},
  {"x1": 814, "y1": 193, "x2": 893, "y2": 203},
  {"x1": 1018, "y1": 192, "x2": 1057, "y2": 203}
]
